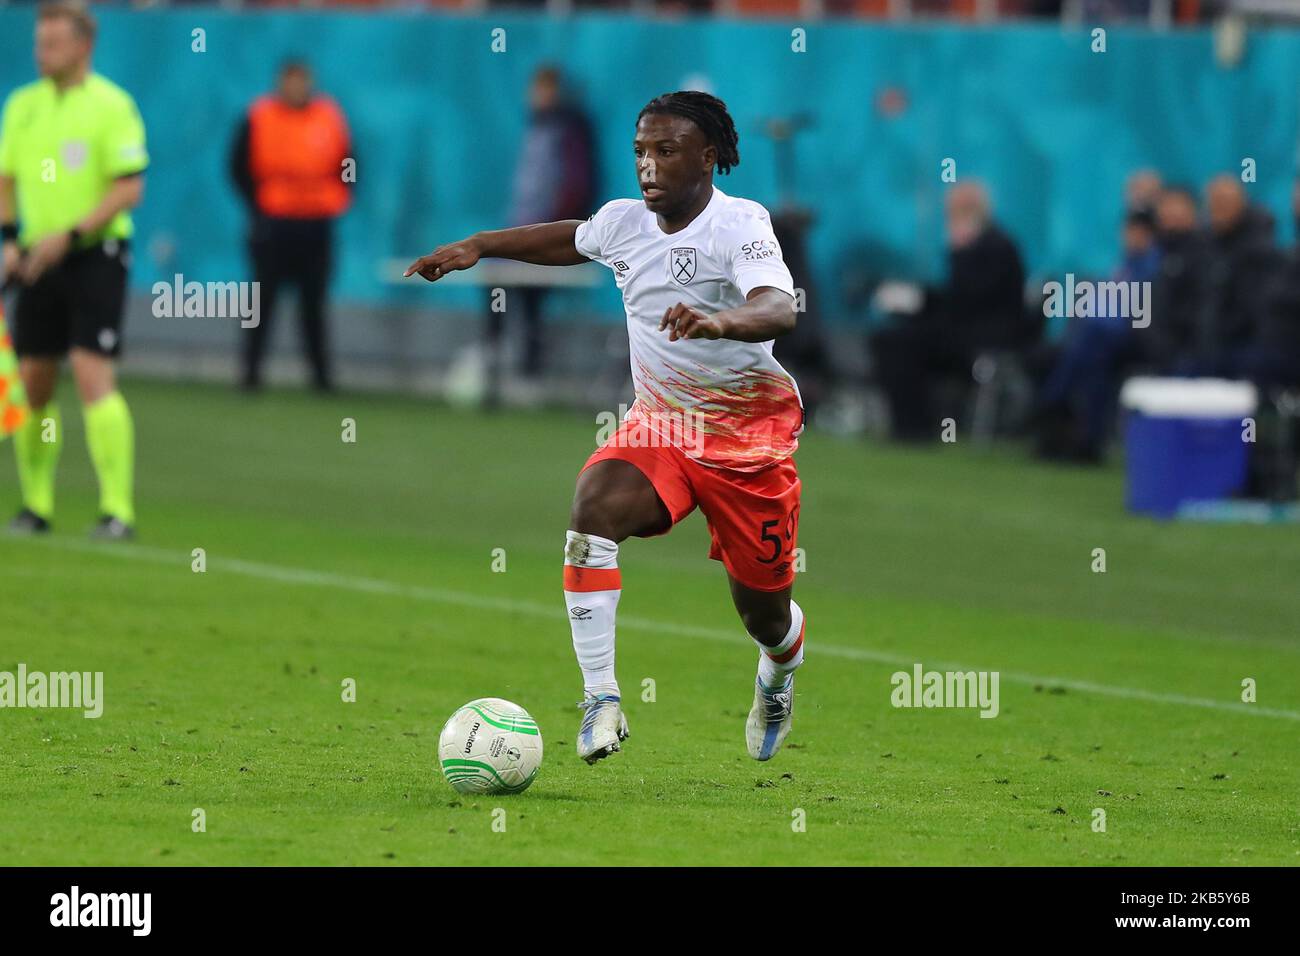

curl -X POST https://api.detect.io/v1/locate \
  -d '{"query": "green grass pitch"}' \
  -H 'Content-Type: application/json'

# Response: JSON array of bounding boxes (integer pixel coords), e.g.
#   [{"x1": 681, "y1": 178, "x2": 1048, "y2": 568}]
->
[{"x1": 1, "y1": 377, "x2": 1297, "y2": 866}]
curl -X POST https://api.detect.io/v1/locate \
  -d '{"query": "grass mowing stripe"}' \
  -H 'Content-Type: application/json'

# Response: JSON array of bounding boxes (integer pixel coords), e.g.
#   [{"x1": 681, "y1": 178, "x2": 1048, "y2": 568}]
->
[{"x1": 25, "y1": 534, "x2": 1300, "y2": 724}]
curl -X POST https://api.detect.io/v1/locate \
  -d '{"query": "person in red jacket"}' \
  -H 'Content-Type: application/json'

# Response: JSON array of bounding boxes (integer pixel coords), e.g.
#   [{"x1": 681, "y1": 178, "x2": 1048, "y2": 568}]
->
[{"x1": 230, "y1": 60, "x2": 353, "y2": 392}]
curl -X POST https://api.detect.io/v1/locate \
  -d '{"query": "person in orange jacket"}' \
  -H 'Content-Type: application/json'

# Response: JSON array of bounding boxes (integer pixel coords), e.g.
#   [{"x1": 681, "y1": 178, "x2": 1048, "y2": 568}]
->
[{"x1": 230, "y1": 59, "x2": 353, "y2": 392}]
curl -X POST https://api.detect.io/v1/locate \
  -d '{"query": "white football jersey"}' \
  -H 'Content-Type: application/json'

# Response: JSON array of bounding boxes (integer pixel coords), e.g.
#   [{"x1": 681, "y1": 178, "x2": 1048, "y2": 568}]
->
[{"x1": 575, "y1": 186, "x2": 804, "y2": 472}]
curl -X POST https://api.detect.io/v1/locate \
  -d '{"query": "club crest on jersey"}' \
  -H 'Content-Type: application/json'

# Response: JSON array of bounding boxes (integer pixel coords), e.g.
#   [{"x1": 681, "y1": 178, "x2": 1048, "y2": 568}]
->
[{"x1": 670, "y1": 247, "x2": 697, "y2": 284}]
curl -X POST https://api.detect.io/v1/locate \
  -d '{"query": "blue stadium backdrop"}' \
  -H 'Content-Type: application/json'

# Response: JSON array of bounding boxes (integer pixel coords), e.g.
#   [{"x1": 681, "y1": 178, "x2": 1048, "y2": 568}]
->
[{"x1": 1, "y1": 8, "x2": 1297, "y2": 327}]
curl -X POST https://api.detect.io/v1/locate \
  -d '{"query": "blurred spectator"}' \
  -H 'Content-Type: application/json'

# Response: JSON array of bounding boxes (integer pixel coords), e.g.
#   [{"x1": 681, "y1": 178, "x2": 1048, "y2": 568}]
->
[
  {"x1": 1079, "y1": 0, "x2": 1156, "y2": 20},
  {"x1": 230, "y1": 59, "x2": 353, "y2": 392},
  {"x1": 1152, "y1": 176, "x2": 1279, "y2": 376},
  {"x1": 1199, "y1": 175, "x2": 1278, "y2": 361},
  {"x1": 1211, "y1": 179, "x2": 1300, "y2": 391},
  {"x1": 1124, "y1": 168, "x2": 1163, "y2": 214},
  {"x1": 1034, "y1": 208, "x2": 1162, "y2": 462},
  {"x1": 1145, "y1": 185, "x2": 1211, "y2": 371},
  {"x1": 870, "y1": 181, "x2": 1029, "y2": 441},
  {"x1": 487, "y1": 65, "x2": 595, "y2": 386},
  {"x1": 771, "y1": 206, "x2": 831, "y2": 421}
]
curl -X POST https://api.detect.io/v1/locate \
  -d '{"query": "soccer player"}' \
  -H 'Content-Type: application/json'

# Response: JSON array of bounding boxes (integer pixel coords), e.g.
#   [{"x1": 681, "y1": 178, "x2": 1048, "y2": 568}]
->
[
  {"x1": 0, "y1": 1, "x2": 146, "y2": 539},
  {"x1": 407, "y1": 92, "x2": 805, "y2": 763}
]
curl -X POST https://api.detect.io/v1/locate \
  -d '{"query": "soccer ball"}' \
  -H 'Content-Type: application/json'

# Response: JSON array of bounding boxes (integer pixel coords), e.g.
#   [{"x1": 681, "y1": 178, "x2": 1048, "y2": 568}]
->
[{"x1": 437, "y1": 698, "x2": 543, "y2": 795}]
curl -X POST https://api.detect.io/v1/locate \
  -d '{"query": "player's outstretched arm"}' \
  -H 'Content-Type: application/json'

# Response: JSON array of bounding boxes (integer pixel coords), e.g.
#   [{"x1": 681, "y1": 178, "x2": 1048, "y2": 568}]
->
[
  {"x1": 404, "y1": 220, "x2": 588, "y2": 282},
  {"x1": 659, "y1": 287, "x2": 797, "y2": 343}
]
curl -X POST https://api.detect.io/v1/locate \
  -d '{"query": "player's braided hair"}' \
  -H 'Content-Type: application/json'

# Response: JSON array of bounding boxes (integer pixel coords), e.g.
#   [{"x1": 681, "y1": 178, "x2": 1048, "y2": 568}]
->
[{"x1": 638, "y1": 91, "x2": 740, "y2": 175}]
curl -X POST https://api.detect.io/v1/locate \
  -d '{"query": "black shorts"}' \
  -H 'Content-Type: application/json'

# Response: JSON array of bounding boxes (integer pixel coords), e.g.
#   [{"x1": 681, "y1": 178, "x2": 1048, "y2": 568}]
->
[{"x1": 12, "y1": 239, "x2": 130, "y2": 359}]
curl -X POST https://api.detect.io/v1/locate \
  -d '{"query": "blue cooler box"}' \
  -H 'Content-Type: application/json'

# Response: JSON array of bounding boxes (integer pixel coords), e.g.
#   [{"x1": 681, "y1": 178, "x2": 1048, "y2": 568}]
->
[{"x1": 1119, "y1": 378, "x2": 1257, "y2": 518}]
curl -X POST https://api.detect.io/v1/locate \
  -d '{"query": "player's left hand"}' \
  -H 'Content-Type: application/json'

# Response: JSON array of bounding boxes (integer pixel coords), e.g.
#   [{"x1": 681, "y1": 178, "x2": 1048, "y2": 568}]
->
[
  {"x1": 659, "y1": 303, "x2": 725, "y2": 342},
  {"x1": 21, "y1": 231, "x2": 71, "y2": 284}
]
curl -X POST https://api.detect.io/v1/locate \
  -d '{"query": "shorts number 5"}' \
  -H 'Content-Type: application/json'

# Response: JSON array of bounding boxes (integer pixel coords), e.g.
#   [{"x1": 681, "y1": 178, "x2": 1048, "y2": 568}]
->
[{"x1": 756, "y1": 505, "x2": 798, "y2": 565}]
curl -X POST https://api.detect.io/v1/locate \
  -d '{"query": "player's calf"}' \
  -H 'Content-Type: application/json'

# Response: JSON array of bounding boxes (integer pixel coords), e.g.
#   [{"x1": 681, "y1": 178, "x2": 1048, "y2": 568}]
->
[
  {"x1": 563, "y1": 461, "x2": 670, "y2": 764},
  {"x1": 563, "y1": 528, "x2": 629, "y2": 764}
]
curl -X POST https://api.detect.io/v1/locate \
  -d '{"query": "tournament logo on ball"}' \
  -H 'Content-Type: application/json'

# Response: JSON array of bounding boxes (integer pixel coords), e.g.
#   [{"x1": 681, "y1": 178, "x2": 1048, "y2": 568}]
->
[{"x1": 671, "y1": 247, "x2": 696, "y2": 284}]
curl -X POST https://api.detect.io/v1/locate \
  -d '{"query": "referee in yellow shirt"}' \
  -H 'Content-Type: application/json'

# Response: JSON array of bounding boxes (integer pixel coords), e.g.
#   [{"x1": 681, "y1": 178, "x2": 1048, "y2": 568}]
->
[{"x1": 0, "y1": 2, "x2": 146, "y2": 539}]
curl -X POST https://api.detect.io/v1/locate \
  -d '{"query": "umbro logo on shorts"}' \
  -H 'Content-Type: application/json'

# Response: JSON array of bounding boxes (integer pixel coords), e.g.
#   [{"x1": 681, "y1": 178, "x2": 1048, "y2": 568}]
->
[{"x1": 569, "y1": 606, "x2": 593, "y2": 621}]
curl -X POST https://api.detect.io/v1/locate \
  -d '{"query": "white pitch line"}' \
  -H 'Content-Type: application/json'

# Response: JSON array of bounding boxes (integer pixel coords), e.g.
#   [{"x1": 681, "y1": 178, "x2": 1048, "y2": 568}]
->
[{"x1": 24, "y1": 535, "x2": 1300, "y2": 723}]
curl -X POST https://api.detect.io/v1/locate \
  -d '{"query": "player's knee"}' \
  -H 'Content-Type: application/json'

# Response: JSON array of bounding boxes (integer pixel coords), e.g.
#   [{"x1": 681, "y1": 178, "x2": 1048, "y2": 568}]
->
[
  {"x1": 568, "y1": 493, "x2": 623, "y2": 542},
  {"x1": 20, "y1": 366, "x2": 56, "y2": 409},
  {"x1": 24, "y1": 379, "x2": 55, "y2": 410},
  {"x1": 70, "y1": 350, "x2": 114, "y2": 405},
  {"x1": 741, "y1": 607, "x2": 792, "y2": 647}
]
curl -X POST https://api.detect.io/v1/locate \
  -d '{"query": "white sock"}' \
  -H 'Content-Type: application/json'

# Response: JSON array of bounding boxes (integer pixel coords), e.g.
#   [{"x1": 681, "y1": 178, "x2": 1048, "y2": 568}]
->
[
  {"x1": 754, "y1": 600, "x2": 805, "y2": 691},
  {"x1": 563, "y1": 529, "x2": 621, "y2": 699}
]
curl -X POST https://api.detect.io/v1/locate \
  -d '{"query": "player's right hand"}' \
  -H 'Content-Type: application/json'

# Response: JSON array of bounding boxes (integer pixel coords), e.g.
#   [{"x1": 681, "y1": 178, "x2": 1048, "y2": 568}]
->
[{"x1": 404, "y1": 238, "x2": 482, "y2": 282}]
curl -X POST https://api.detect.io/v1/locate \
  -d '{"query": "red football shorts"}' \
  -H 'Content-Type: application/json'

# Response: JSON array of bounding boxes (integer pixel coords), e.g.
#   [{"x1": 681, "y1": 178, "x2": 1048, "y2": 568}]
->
[{"x1": 581, "y1": 419, "x2": 801, "y2": 592}]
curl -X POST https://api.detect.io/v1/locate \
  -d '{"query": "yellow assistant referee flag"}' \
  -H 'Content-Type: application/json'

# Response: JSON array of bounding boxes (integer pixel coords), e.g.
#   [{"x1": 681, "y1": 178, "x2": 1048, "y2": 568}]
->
[{"x1": 0, "y1": 293, "x2": 28, "y2": 439}]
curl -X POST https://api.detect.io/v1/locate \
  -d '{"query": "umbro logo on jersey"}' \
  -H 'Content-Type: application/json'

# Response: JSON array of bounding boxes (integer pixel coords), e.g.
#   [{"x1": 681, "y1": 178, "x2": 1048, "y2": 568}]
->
[
  {"x1": 671, "y1": 247, "x2": 697, "y2": 284},
  {"x1": 569, "y1": 606, "x2": 593, "y2": 621},
  {"x1": 613, "y1": 260, "x2": 629, "y2": 275}
]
